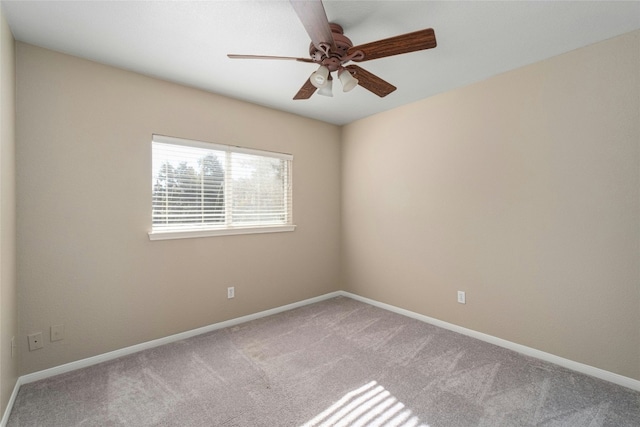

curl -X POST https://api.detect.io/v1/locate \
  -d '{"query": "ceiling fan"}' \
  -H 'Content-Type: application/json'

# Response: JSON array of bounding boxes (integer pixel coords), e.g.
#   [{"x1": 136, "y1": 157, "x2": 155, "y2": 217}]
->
[{"x1": 227, "y1": 0, "x2": 437, "y2": 100}]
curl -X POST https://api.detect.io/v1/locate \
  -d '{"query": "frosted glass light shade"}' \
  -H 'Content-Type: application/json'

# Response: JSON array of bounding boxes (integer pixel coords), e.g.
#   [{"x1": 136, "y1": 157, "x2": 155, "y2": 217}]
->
[
  {"x1": 310, "y1": 66, "x2": 330, "y2": 88},
  {"x1": 317, "y1": 79, "x2": 333, "y2": 97},
  {"x1": 339, "y1": 69, "x2": 358, "y2": 92}
]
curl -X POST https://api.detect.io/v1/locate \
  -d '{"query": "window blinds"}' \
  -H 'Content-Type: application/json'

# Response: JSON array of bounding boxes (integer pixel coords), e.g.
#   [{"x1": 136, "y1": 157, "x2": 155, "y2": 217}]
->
[{"x1": 152, "y1": 135, "x2": 292, "y2": 233}]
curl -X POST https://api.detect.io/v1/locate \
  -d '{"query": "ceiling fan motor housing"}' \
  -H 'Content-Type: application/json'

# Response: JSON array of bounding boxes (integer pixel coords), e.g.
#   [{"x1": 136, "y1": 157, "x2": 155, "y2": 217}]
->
[{"x1": 309, "y1": 23, "x2": 355, "y2": 71}]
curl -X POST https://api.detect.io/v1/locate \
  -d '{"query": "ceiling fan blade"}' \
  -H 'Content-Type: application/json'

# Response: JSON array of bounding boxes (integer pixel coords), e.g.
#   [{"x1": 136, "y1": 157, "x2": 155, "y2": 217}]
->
[
  {"x1": 348, "y1": 28, "x2": 436, "y2": 62},
  {"x1": 289, "y1": 0, "x2": 336, "y2": 52},
  {"x1": 227, "y1": 54, "x2": 314, "y2": 63},
  {"x1": 293, "y1": 78, "x2": 317, "y2": 100},
  {"x1": 345, "y1": 65, "x2": 396, "y2": 97}
]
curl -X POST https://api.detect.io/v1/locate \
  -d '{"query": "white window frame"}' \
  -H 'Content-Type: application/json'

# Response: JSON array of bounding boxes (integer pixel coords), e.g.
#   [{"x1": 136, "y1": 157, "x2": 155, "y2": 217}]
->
[{"x1": 149, "y1": 134, "x2": 295, "y2": 241}]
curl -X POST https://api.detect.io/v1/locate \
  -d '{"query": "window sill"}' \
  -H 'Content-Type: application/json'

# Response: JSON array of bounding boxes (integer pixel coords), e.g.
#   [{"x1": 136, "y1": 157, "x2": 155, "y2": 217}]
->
[{"x1": 148, "y1": 225, "x2": 296, "y2": 241}]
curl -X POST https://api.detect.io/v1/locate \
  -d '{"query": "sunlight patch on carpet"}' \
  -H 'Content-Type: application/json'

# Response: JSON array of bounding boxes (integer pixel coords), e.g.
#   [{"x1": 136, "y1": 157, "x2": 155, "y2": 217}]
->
[{"x1": 302, "y1": 381, "x2": 429, "y2": 427}]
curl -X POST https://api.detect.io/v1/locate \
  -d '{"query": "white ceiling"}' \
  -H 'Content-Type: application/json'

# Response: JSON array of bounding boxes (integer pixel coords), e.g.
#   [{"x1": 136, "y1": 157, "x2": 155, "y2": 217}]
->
[{"x1": 3, "y1": 1, "x2": 640, "y2": 125}]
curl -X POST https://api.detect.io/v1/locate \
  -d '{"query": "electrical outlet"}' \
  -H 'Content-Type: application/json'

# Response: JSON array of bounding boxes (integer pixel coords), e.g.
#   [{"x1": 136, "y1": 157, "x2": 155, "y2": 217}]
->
[
  {"x1": 457, "y1": 291, "x2": 466, "y2": 304},
  {"x1": 51, "y1": 324, "x2": 64, "y2": 342},
  {"x1": 28, "y1": 332, "x2": 44, "y2": 351},
  {"x1": 227, "y1": 286, "x2": 235, "y2": 299}
]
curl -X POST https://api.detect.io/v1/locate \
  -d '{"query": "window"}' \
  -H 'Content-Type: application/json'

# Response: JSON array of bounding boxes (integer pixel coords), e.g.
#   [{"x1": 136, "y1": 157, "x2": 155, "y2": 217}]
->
[{"x1": 149, "y1": 135, "x2": 294, "y2": 240}]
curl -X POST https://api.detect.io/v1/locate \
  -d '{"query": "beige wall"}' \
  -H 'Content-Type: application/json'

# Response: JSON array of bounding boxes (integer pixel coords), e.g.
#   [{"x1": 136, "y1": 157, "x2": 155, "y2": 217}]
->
[
  {"x1": 0, "y1": 5, "x2": 18, "y2": 416},
  {"x1": 342, "y1": 30, "x2": 640, "y2": 379},
  {"x1": 16, "y1": 43, "x2": 341, "y2": 374}
]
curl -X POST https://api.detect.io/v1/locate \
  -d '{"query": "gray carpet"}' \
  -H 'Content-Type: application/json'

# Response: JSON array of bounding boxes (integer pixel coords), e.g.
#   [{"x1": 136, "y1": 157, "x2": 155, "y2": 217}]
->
[{"x1": 7, "y1": 296, "x2": 640, "y2": 426}]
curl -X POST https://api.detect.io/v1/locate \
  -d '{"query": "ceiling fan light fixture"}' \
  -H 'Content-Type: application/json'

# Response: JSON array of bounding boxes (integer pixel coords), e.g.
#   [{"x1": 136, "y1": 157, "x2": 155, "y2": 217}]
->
[
  {"x1": 310, "y1": 65, "x2": 330, "y2": 88},
  {"x1": 317, "y1": 78, "x2": 333, "y2": 97},
  {"x1": 338, "y1": 68, "x2": 358, "y2": 92}
]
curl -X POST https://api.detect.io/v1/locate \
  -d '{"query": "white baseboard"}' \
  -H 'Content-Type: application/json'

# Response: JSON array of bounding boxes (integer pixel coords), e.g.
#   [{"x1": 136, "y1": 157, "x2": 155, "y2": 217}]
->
[
  {"x1": 341, "y1": 291, "x2": 640, "y2": 392},
  {"x1": 0, "y1": 376, "x2": 21, "y2": 427},
  {"x1": 3, "y1": 289, "x2": 639, "y2": 424},
  {"x1": 19, "y1": 291, "x2": 342, "y2": 386}
]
